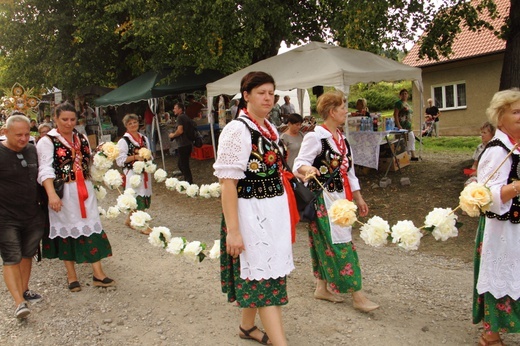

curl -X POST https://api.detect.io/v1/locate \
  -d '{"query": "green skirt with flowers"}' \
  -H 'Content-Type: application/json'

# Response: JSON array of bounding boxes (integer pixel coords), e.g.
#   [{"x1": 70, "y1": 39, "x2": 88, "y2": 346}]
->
[
  {"x1": 308, "y1": 195, "x2": 362, "y2": 294},
  {"x1": 473, "y1": 216, "x2": 520, "y2": 332},
  {"x1": 42, "y1": 230, "x2": 113, "y2": 264},
  {"x1": 136, "y1": 195, "x2": 151, "y2": 210},
  {"x1": 220, "y1": 217, "x2": 288, "y2": 308}
]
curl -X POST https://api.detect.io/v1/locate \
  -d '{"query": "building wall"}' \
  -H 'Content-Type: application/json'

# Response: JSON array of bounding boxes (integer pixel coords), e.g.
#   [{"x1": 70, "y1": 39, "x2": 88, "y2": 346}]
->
[{"x1": 411, "y1": 53, "x2": 503, "y2": 136}]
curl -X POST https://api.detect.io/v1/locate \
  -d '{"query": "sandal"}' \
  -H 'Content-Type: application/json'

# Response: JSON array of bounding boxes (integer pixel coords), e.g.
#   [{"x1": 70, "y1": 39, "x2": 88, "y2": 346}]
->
[
  {"x1": 239, "y1": 325, "x2": 270, "y2": 345},
  {"x1": 68, "y1": 281, "x2": 81, "y2": 292},
  {"x1": 93, "y1": 276, "x2": 116, "y2": 287},
  {"x1": 479, "y1": 333, "x2": 505, "y2": 346}
]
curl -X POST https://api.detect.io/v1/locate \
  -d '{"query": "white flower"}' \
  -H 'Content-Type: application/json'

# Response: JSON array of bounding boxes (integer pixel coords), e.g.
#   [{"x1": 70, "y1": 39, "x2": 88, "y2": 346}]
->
[
  {"x1": 166, "y1": 237, "x2": 186, "y2": 255},
  {"x1": 138, "y1": 147, "x2": 152, "y2": 160},
  {"x1": 101, "y1": 142, "x2": 120, "y2": 161},
  {"x1": 133, "y1": 161, "x2": 146, "y2": 174},
  {"x1": 329, "y1": 199, "x2": 358, "y2": 227},
  {"x1": 208, "y1": 240, "x2": 220, "y2": 259},
  {"x1": 94, "y1": 185, "x2": 107, "y2": 201},
  {"x1": 209, "y1": 182, "x2": 221, "y2": 198},
  {"x1": 199, "y1": 184, "x2": 212, "y2": 199},
  {"x1": 183, "y1": 241, "x2": 204, "y2": 261},
  {"x1": 148, "y1": 226, "x2": 172, "y2": 248},
  {"x1": 98, "y1": 206, "x2": 106, "y2": 217},
  {"x1": 154, "y1": 169, "x2": 167, "y2": 183},
  {"x1": 360, "y1": 216, "x2": 390, "y2": 248},
  {"x1": 117, "y1": 194, "x2": 137, "y2": 212},
  {"x1": 459, "y1": 182, "x2": 492, "y2": 217},
  {"x1": 391, "y1": 220, "x2": 423, "y2": 251},
  {"x1": 319, "y1": 166, "x2": 328, "y2": 175},
  {"x1": 186, "y1": 184, "x2": 199, "y2": 198},
  {"x1": 103, "y1": 169, "x2": 123, "y2": 189},
  {"x1": 130, "y1": 211, "x2": 152, "y2": 231},
  {"x1": 176, "y1": 181, "x2": 190, "y2": 194},
  {"x1": 424, "y1": 208, "x2": 459, "y2": 241},
  {"x1": 93, "y1": 153, "x2": 113, "y2": 171},
  {"x1": 90, "y1": 165, "x2": 106, "y2": 183},
  {"x1": 124, "y1": 188, "x2": 136, "y2": 196},
  {"x1": 247, "y1": 159, "x2": 262, "y2": 173},
  {"x1": 129, "y1": 175, "x2": 141, "y2": 188},
  {"x1": 106, "y1": 206, "x2": 121, "y2": 219},
  {"x1": 165, "y1": 177, "x2": 179, "y2": 191},
  {"x1": 144, "y1": 162, "x2": 157, "y2": 174}
]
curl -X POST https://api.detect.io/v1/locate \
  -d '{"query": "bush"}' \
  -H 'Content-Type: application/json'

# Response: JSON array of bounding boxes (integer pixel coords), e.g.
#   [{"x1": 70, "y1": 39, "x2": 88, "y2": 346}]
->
[{"x1": 348, "y1": 81, "x2": 412, "y2": 112}]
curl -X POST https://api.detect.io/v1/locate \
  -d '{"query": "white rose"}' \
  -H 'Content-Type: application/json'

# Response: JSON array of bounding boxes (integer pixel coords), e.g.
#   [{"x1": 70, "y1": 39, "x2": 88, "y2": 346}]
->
[
  {"x1": 144, "y1": 162, "x2": 157, "y2": 174},
  {"x1": 199, "y1": 184, "x2": 211, "y2": 199},
  {"x1": 166, "y1": 237, "x2": 186, "y2": 255},
  {"x1": 391, "y1": 220, "x2": 423, "y2": 251},
  {"x1": 209, "y1": 182, "x2": 221, "y2": 198},
  {"x1": 459, "y1": 182, "x2": 492, "y2": 217},
  {"x1": 186, "y1": 184, "x2": 199, "y2": 198},
  {"x1": 154, "y1": 169, "x2": 168, "y2": 183},
  {"x1": 148, "y1": 226, "x2": 172, "y2": 248},
  {"x1": 176, "y1": 181, "x2": 190, "y2": 194},
  {"x1": 360, "y1": 216, "x2": 390, "y2": 248},
  {"x1": 103, "y1": 169, "x2": 123, "y2": 189},
  {"x1": 90, "y1": 165, "x2": 107, "y2": 183},
  {"x1": 94, "y1": 185, "x2": 107, "y2": 201},
  {"x1": 124, "y1": 188, "x2": 137, "y2": 196},
  {"x1": 133, "y1": 161, "x2": 146, "y2": 174},
  {"x1": 165, "y1": 177, "x2": 179, "y2": 191},
  {"x1": 329, "y1": 199, "x2": 358, "y2": 227},
  {"x1": 98, "y1": 206, "x2": 106, "y2": 217},
  {"x1": 106, "y1": 206, "x2": 121, "y2": 219},
  {"x1": 183, "y1": 241, "x2": 204, "y2": 261},
  {"x1": 129, "y1": 175, "x2": 141, "y2": 188},
  {"x1": 101, "y1": 142, "x2": 120, "y2": 161},
  {"x1": 130, "y1": 211, "x2": 151, "y2": 230},
  {"x1": 93, "y1": 153, "x2": 113, "y2": 171},
  {"x1": 424, "y1": 208, "x2": 459, "y2": 241},
  {"x1": 208, "y1": 240, "x2": 220, "y2": 259},
  {"x1": 138, "y1": 147, "x2": 152, "y2": 160},
  {"x1": 117, "y1": 194, "x2": 137, "y2": 211}
]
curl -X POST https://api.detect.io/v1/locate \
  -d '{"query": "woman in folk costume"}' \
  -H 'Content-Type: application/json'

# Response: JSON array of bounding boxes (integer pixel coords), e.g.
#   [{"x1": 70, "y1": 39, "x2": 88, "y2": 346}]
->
[
  {"x1": 37, "y1": 102, "x2": 115, "y2": 292},
  {"x1": 474, "y1": 89, "x2": 520, "y2": 346},
  {"x1": 116, "y1": 113, "x2": 153, "y2": 235},
  {"x1": 214, "y1": 71, "x2": 298, "y2": 345},
  {"x1": 293, "y1": 90, "x2": 378, "y2": 312}
]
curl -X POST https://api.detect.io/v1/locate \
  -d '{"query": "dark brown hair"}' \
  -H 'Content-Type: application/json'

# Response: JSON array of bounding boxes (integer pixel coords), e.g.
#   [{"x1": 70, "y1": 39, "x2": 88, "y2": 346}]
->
[
  {"x1": 237, "y1": 71, "x2": 276, "y2": 113},
  {"x1": 55, "y1": 101, "x2": 77, "y2": 118}
]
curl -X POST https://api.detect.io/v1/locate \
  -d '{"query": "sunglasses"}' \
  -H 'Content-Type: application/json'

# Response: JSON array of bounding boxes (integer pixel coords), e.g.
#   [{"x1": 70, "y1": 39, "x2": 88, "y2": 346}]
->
[{"x1": 17, "y1": 153, "x2": 27, "y2": 168}]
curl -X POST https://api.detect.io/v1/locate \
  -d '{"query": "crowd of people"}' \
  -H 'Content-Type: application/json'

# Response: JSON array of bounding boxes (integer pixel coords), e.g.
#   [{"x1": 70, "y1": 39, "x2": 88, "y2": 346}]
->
[{"x1": 2, "y1": 79, "x2": 520, "y2": 346}]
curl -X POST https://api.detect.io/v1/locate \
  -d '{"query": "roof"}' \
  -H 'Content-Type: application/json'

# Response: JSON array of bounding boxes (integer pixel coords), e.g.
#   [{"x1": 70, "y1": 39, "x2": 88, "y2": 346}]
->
[{"x1": 403, "y1": 0, "x2": 509, "y2": 67}]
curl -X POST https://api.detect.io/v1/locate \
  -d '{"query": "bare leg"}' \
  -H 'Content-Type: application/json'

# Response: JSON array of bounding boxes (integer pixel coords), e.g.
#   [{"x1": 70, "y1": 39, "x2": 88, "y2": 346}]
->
[
  {"x1": 91, "y1": 261, "x2": 107, "y2": 279},
  {"x1": 3, "y1": 264, "x2": 25, "y2": 305},
  {"x1": 20, "y1": 257, "x2": 32, "y2": 292},
  {"x1": 314, "y1": 279, "x2": 344, "y2": 303},
  {"x1": 64, "y1": 260, "x2": 78, "y2": 284},
  {"x1": 258, "y1": 306, "x2": 286, "y2": 346},
  {"x1": 352, "y1": 290, "x2": 379, "y2": 312},
  {"x1": 480, "y1": 330, "x2": 503, "y2": 345}
]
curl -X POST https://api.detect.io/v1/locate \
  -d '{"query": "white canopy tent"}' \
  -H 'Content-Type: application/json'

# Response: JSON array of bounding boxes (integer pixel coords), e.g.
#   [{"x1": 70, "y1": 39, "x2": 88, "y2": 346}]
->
[{"x1": 206, "y1": 41, "x2": 424, "y2": 156}]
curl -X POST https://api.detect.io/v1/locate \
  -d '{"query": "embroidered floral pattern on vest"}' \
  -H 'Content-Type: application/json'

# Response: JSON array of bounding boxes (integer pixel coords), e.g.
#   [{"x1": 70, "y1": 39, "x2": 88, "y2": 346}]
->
[
  {"x1": 123, "y1": 136, "x2": 147, "y2": 169},
  {"x1": 51, "y1": 132, "x2": 91, "y2": 182},
  {"x1": 307, "y1": 138, "x2": 352, "y2": 193}
]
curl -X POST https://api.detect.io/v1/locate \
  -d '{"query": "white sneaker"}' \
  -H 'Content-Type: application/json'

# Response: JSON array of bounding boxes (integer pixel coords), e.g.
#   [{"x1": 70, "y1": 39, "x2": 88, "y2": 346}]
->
[{"x1": 15, "y1": 302, "x2": 30, "y2": 319}]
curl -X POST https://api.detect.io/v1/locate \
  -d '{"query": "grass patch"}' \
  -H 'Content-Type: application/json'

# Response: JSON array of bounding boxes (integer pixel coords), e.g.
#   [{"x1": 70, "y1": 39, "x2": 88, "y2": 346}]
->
[{"x1": 419, "y1": 136, "x2": 480, "y2": 152}]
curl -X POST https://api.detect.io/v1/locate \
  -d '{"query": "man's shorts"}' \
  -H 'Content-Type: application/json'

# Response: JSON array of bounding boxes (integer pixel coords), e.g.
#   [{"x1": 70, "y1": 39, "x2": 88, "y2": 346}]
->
[{"x1": 0, "y1": 214, "x2": 44, "y2": 265}]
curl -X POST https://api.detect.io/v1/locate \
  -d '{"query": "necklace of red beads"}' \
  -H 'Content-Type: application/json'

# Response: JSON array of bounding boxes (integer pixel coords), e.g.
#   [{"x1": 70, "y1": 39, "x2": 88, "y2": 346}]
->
[{"x1": 243, "y1": 109, "x2": 277, "y2": 141}]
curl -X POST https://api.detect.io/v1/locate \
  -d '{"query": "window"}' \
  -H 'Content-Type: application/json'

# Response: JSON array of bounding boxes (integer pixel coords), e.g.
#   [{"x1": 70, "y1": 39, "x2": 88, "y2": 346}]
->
[{"x1": 432, "y1": 82, "x2": 467, "y2": 110}]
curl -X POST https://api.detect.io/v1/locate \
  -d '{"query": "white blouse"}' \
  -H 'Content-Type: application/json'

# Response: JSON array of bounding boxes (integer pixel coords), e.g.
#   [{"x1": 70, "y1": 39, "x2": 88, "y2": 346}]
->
[{"x1": 116, "y1": 133, "x2": 152, "y2": 197}]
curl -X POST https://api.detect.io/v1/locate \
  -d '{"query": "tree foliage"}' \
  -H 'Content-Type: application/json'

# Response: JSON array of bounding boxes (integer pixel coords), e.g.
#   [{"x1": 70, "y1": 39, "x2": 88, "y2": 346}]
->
[{"x1": 0, "y1": 0, "x2": 517, "y2": 96}]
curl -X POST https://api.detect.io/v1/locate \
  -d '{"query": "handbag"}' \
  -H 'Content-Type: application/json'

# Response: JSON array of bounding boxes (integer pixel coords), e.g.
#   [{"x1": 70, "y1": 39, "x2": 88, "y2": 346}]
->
[{"x1": 53, "y1": 178, "x2": 65, "y2": 199}]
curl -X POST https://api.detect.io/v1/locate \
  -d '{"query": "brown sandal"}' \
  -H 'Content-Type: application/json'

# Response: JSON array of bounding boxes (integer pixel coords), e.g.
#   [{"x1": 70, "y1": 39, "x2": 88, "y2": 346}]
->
[
  {"x1": 479, "y1": 334, "x2": 505, "y2": 346},
  {"x1": 239, "y1": 325, "x2": 270, "y2": 345}
]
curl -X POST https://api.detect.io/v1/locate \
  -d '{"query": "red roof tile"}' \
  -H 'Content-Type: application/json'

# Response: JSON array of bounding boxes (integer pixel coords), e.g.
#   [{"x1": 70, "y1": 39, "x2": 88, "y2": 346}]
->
[{"x1": 403, "y1": 0, "x2": 509, "y2": 67}]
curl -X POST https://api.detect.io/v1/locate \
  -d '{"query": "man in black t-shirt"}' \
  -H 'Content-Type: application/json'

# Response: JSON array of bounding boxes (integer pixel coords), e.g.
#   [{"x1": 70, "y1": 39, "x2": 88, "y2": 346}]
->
[
  {"x1": 425, "y1": 98, "x2": 441, "y2": 137},
  {"x1": 169, "y1": 102, "x2": 194, "y2": 184},
  {"x1": 0, "y1": 115, "x2": 44, "y2": 319}
]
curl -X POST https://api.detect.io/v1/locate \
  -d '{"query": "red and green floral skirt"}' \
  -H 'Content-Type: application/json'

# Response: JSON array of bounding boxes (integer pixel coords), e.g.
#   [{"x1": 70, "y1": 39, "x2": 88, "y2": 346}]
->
[
  {"x1": 42, "y1": 230, "x2": 113, "y2": 264},
  {"x1": 220, "y1": 218, "x2": 288, "y2": 308},
  {"x1": 308, "y1": 195, "x2": 362, "y2": 293},
  {"x1": 136, "y1": 195, "x2": 151, "y2": 211},
  {"x1": 473, "y1": 216, "x2": 520, "y2": 332}
]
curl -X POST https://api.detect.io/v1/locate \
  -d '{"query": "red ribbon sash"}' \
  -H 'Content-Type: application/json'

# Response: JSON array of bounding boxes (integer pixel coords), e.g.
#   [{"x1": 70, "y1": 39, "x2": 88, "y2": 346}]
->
[
  {"x1": 75, "y1": 169, "x2": 89, "y2": 218},
  {"x1": 281, "y1": 170, "x2": 299, "y2": 243}
]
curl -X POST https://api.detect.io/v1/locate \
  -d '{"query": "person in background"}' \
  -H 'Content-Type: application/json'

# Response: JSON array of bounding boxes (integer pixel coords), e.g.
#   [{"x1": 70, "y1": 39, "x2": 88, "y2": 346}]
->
[
  {"x1": 280, "y1": 113, "x2": 304, "y2": 170},
  {"x1": 186, "y1": 94, "x2": 204, "y2": 120},
  {"x1": 116, "y1": 113, "x2": 153, "y2": 235},
  {"x1": 393, "y1": 89, "x2": 419, "y2": 161},
  {"x1": 37, "y1": 102, "x2": 115, "y2": 293},
  {"x1": 269, "y1": 94, "x2": 283, "y2": 126},
  {"x1": 352, "y1": 98, "x2": 370, "y2": 117},
  {"x1": 169, "y1": 102, "x2": 194, "y2": 184},
  {"x1": 229, "y1": 99, "x2": 239, "y2": 120},
  {"x1": 144, "y1": 105, "x2": 156, "y2": 156},
  {"x1": 294, "y1": 90, "x2": 379, "y2": 312},
  {"x1": 37, "y1": 124, "x2": 51, "y2": 142},
  {"x1": 280, "y1": 95, "x2": 296, "y2": 124},
  {"x1": 425, "y1": 98, "x2": 441, "y2": 137},
  {"x1": 473, "y1": 89, "x2": 520, "y2": 346},
  {"x1": 42, "y1": 115, "x2": 54, "y2": 129},
  {"x1": 0, "y1": 115, "x2": 44, "y2": 319},
  {"x1": 214, "y1": 71, "x2": 295, "y2": 346},
  {"x1": 470, "y1": 121, "x2": 496, "y2": 173},
  {"x1": 29, "y1": 119, "x2": 38, "y2": 132}
]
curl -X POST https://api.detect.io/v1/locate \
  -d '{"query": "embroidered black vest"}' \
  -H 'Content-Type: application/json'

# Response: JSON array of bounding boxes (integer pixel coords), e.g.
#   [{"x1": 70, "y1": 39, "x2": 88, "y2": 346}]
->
[
  {"x1": 307, "y1": 138, "x2": 352, "y2": 193},
  {"x1": 235, "y1": 118, "x2": 286, "y2": 199},
  {"x1": 484, "y1": 139, "x2": 520, "y2": 223},
  {"x1": 51, "y1": 131, "x2": 91, "y2": 182},
  {"x1": 123, "y1": 136, "x2": 147, "y2": 169}
]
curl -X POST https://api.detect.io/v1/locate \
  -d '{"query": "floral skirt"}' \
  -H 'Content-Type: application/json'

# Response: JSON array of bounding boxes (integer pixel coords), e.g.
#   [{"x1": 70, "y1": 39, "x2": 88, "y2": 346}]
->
[
  {"x1": 42, "y1": 229, "x2": 113, "y2": 264},
  {"x1": 308, "y1": 195, "x2": 362, "y2": 293},
  {"x1": 220, "y1": 217, "x2": 288, "y2": 308},
  {"x1": 136, "y1": 195, "x2": 151, "y2": 211},
  {"x1": 473, "y1": 216, "x2": 520, "y2": 332}
]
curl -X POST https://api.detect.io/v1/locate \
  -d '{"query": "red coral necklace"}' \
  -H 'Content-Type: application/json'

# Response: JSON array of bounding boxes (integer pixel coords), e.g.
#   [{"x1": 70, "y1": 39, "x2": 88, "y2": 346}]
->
[{"x1": 243, "y1": 109, "x2": 277, "y2": 141}]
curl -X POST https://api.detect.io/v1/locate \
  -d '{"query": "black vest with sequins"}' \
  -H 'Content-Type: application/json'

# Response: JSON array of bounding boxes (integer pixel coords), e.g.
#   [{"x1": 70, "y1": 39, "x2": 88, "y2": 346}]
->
[
  {"x1": 307, "y1": 137, "x2": 352, "y2": 193},
  {"x1": 235, "y1": 118, "x2": 286, "y2": 200},
  {"x1": 123, "y1": 136, "x2": 146, "y2": 170},
  {"x1": 484, "y1": 139, "x2": 520, "y2": 223},
  {"x1": 51, "y1": 131, "x2": 91, "y2": 182}
]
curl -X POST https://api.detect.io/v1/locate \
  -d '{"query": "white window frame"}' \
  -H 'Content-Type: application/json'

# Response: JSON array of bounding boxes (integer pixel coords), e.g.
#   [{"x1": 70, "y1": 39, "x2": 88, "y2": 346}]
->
[{"x1": 431, "y1": 81, "x2": 467, "y2": 111}]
